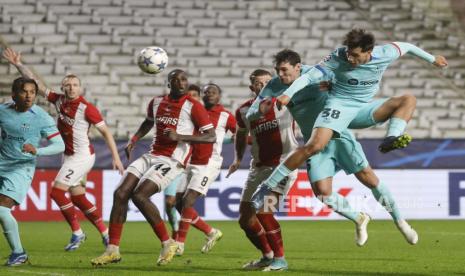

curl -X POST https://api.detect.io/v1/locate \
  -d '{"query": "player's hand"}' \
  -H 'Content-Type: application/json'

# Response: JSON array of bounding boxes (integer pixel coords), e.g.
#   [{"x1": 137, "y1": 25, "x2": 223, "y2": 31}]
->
[
  {"x1": 113, "y1": 158, "x2": 125, "y2": 175},
  {"x1": 259, "y1": 98, "x2": 273, "y2": 115},
  {"x1": 276, "y1": 95, "x2": 290, "y2": 110},
  {"x1": 22, "y1": 143, "x2": 37, "y2": 155},
  {"x1": 433, "y1": 55, "x2": 448, "y2": 68},
  {"x1": 164, "y1": 129, "x2": 178, "y2": 141},
  {"x1": 226, "y1": 160, "x2": 241, "y2": 178},
  {"x1": 2, "y1": 48, "x2": 22, "y2": 66},
  {"x1": 124, "y1": 142, "x2": 135, "y2": 160},
  {"x1": 319, "y1": 81, "x2": 332, "y2": 92}
]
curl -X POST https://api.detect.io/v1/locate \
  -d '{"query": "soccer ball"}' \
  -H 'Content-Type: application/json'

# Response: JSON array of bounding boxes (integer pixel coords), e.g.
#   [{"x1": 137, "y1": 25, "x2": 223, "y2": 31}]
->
[{"x1": 137, "y1": 46, "x2": 169, "y2": 74}]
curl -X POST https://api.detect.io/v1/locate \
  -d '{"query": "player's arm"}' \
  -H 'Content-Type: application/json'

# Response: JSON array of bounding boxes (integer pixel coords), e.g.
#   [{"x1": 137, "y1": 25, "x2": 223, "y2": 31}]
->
[
  {"x1": 245, "y1": 83, "x2": 275, "y2": 121},
  {"x1": 96, "y1": 123, "x2": 125, "y2": 174},
  {"x1": 164, "y1": 127, "x2": 216, "y2": 143},
  {"x1": 277, "y1": 66, "x2": 327, "y2": 108},
  {"x1": 126, "y1": 118, "x2": 154, "y2": 160},
  {"x1": 23, "y1": 133, "x2": 65, "y2": 156},
  {"x1": 2, "y1": 48, "x2": 48, "y2": 97},
  {"x1": 226, "y1": 127, "x2": 248, "y2": 178},
  {"x1": 393, "y1": 42, "x2": 447, "y2": 67}
]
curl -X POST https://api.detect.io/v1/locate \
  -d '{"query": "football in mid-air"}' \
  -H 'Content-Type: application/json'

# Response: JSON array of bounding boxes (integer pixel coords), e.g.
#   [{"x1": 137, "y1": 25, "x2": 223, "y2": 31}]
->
[{"x1": 137, "y1": 46, "x2": 168, "y2": 74}]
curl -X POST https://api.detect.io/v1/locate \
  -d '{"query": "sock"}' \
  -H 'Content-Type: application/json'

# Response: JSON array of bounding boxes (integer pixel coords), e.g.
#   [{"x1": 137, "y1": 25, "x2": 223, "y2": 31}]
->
[
  {"x1": 0, "y1": 206, "x2": 23, "y2": 254},
  {"x1": 371, "y1": 182, "x2": 402, "y2": 221},
  {"x1": 321, "y1": 192, "x2": 359, "y2": 222},
  {"x1": 257, "y1": 213, "x2": 284, "y2": 258},
  {"x1": 176, "y1": 207, "x2": 196, "y2": 242},
  {"x1": 71, "y1": 194, "x2": 107, "y2": 234},
  {"x1": 387, "y1": 117, "x2": 407, "y2": 137},
  {"x1": 191, "y1": 213, "x2": 213, "y2": 235},
  {"x1": 167, "y1": 207, "x2": 179, "y2": 232},
  {"x1": 50, "y1": 187, "x2": 80, "y2": 232},
  {"x1": 109, "y1": 223, "x2": 123, "y2": 246},
  {"x1": 151, "y1": 221, "x2": 170, "y2": 243},
  {"x1": 266, "y1": 163, "x2": 292, "y2": 188},
  {"x1": 243, "y1": 217, "x2": 273, "y2": 257}
]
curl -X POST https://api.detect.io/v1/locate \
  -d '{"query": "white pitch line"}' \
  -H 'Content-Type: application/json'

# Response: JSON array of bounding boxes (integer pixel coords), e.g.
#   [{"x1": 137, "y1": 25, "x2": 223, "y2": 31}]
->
[{"x1": 12, "y1": 269, "x2": 65, "y2": 276}]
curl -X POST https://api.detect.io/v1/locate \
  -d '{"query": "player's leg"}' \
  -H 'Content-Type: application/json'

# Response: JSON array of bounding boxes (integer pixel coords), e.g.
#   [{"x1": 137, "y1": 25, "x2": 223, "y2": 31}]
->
[
  {"x1": 309, "y1": 141, "x2": 370, "y2": 246},
  {"x1": 91, "y1": 172, "x2": 140, "y2": 266},
  {"x1": 349, "y1": 96, "x2": 416, "y2": 153},
  {"x1": 176, "y1": 164, "x2": 222, "y2": 253},
  {"x1": 238, "y1": 166, "x2": 274, "y2": 269},
  {"x1": 0, "y1": 195, "x2": 28, "y2": 266},
  {"x1": 164, "y1": 174, "x2": 182, "y2": 239},
  {"x1": 131, "y1": 178, "x2": 177, "y2": 266},
  {"x1": 354, "y1": 167, "x2": 418, "y2": 244},
  {"x1": 70, "y1": 184, "x2": 108, "y2": 247}
]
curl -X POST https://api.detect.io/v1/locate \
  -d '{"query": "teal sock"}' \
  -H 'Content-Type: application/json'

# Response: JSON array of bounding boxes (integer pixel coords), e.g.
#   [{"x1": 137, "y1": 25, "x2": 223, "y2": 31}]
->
[
  {"x1": 387, "y1": 117, "x2": 407, "y2": 137},
  {"x1": 321, "y1": 192, "x2": 359, "y2": 222},
  {"x1": 371, "y1": 182, "x2": 402, "y2": 221},
  {"x1": 265, "y1": 163, "x2": 292, "y2": 188},
  {"x1": 168, "y1": 207, "x2": 179, "y2": 231},
  {"x1": 0, "y1": 206, "x2": 23, "y2": 253}
]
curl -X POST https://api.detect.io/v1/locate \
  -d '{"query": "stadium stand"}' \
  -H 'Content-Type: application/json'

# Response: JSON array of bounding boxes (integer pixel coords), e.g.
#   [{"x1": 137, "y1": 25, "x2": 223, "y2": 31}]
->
[{"x1": 0, "y1": 0, "x2": 464, "y2": 138}]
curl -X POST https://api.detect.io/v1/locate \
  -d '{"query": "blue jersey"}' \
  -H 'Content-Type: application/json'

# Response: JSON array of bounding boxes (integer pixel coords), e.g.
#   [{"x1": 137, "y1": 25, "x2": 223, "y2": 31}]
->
[
  {"x1": 247, "y1": 64, "x2": 354, "y2": 141},
  {"x1": 0, "y1": 103, "x2": 59, "y2": 169},
  {"x1": 283, "y1": 42, "x2": 435, "y2": 103}
]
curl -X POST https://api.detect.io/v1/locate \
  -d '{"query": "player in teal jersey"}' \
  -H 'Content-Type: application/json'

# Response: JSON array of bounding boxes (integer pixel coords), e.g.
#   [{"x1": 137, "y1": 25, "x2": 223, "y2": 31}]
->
[
  {"x1": 0, "y1": 77, "x2": 65, "y2": 266},
  {"x1": 248, "y1": 50, "x2": 417, "y2": 259},
  {"x1": 251, "y1": 29, "x2": 447, "y2": 211}
]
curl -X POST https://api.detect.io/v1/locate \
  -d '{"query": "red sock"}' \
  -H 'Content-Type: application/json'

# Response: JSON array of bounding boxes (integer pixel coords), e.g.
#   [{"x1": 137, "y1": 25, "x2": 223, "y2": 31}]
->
[
  {"x1": 246, "y1": 219, "x2": 273, "y2": 256},
  {"x1": 152, "y1": 221, "x2": 170, "y2": 242},
  {"x1": 191, "y1": 211, "x2": 212, "y2": 235},
  {"x1": 176, "y1": 207, "x2": 196, "y2": 243},
  {"x1": 71, "y1": 194, "x2": 107, "y2": 234},
  {"x1": 257, "y1": 213, "x2": 284, "y2": 258},
  {"x1": 50, "y1": 187, "x2": 80, "y2": 232},
  {"x1": 109, "y1": 223, "x2": 123, "y2": 246}
]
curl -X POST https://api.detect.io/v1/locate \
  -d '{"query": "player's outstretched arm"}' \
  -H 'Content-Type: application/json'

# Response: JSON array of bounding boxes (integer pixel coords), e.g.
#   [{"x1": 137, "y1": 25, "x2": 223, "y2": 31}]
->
[
  {"x1": 96, "y1": 124, "x2": 125, "y2": 174},
  {"x1": 282, "y1": 67, "x2": 325, "y2": 99},
  {"x1": 2, "y1": 48, "x2": 48, "y2": 97},
  {"x1": 164, "y1": 127, "x2": 216, "y2": 143},
  {"x1": 125, "y1": 118, "x2": 154, "y2": 160},
  {"x1": 394, "y1": 42, "x2": 448, "y2": 67},
  {"x1": 226, "y1": 128, "x2": 248, "y2": 178},
  {"x1": 23, "y1": 135, "x2": 65, "y2": 156}
]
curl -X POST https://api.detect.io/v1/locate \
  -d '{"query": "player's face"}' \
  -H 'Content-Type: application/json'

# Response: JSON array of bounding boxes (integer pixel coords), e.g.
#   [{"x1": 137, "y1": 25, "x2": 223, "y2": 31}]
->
[
  {"x1": 275, "y1": 62, "x2": 301, "y2": 85},
  {"x1": 187, "y1": 90, "x2": 201, "y2": 101},
  {"x1": 13, "y1": 83, "x2": 36, "y2": 110},
  {"x1": 62, "y1": 77, "x2": 81, "y2": 100},
  {"x1": 249, "y1": 75, "x2": 272, "y2": 95},
  {"x1": 347, "y1": 47, "x2": 372, "y2": 67},
  {"x1": 202, "y1": 85, "x2": 221, "y2": 107},
  {"x1": 169, "y1": 72, "x2": 188, "y2": 95}
]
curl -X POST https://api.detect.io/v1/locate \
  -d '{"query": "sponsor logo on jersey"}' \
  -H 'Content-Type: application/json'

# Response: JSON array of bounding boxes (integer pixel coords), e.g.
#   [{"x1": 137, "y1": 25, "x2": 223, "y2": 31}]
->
[
  {"x1": 156, "y1": 116, "x2": 178, "y2": 126},
  {"x1": 347, "y1": 79, "x2": 379, "y2": 86},
  {"x1": 251, "y1": 119, "x2": 279, "y2": 135},
  {"x1": 58, "y1": 113, "x2": 75, "y2": 126}
]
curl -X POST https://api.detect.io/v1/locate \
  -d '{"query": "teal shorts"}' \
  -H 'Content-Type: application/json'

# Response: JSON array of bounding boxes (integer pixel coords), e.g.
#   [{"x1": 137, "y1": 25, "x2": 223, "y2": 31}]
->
[
  {"x1": 314, "y1": 97, "x2": 366, "y2": 135},
  {"x1": 0, "y1": 165, "x2": 35, "y2": 205},
  {"x1": 306, "y1": 134, "x2": 368, "y2": 183},
  {"x1": 164, "y1": 173, "x2": 182, "y2": 197},
  {"x1": 348, "y1": 98, "x2": 389, "y2": 129}
]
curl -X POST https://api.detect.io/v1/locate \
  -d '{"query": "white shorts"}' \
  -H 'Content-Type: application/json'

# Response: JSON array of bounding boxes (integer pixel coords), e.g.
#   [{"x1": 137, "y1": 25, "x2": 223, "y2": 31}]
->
[
  {"x1": 176, "y1": 161, "x2": 222, "y2": 196},
  {"x1": 55, "y1": 154, "x2": 95, "y2": 187},
  {"x1": 126, "y1": 154, "x2": 184, "y2": 191},
  {"x1": 240, "y1": 165, "x2": 298, "y2": 202}
]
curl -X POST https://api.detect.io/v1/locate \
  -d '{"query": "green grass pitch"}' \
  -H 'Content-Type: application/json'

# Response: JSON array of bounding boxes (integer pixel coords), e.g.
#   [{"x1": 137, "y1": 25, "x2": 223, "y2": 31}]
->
[{"x1": 1, "y1": 220, "x2": 464, "y2": 275}]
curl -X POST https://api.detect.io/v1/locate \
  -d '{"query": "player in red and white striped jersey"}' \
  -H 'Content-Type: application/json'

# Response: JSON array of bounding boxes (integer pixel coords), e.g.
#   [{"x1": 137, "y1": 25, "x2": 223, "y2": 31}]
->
[
  {"x1": 174, "y1": 83, "x2": 236, "y2": 255},
  {"x1": 3, "y1": 48, "x2": 124, "y2": 251},
  {"x1": 91, "y1": 69, "x2": 216, "y2": 266},
  {"x1": 227, "y1": 69, "x2": 298, "y2": 270}
]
